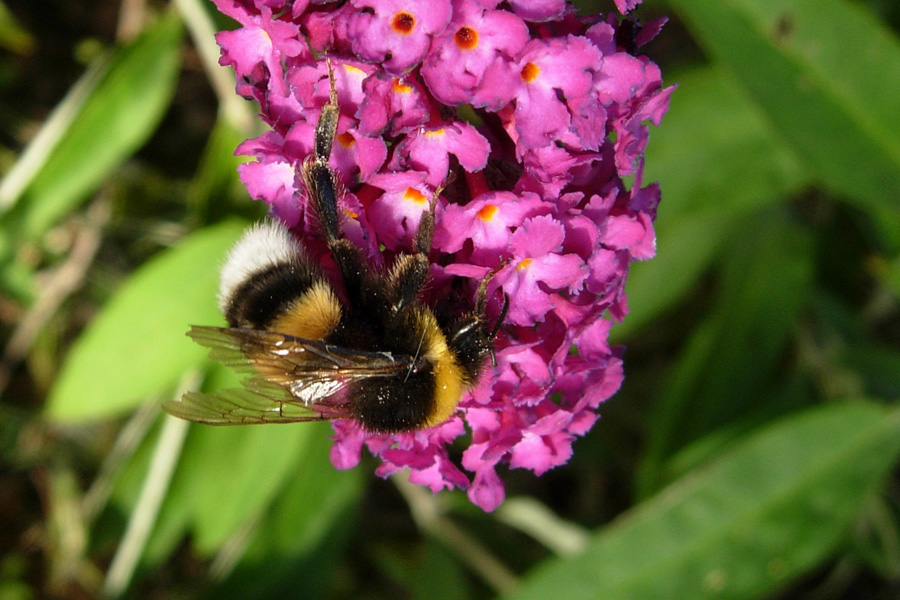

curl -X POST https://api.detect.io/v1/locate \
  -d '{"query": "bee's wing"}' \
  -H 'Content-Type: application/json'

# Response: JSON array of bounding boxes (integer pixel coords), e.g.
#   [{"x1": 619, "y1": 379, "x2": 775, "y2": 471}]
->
[
  {"x1": 163, "y1": 383, "x2": 327, "y2": 425},
  {"x1": 162, "y1": 326, "x2": 415, "y2": 425}
]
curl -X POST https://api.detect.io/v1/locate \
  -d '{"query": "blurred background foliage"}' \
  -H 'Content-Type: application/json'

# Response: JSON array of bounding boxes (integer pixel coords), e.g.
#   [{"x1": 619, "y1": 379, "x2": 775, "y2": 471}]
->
[{"x1": 1, "y1": 0, "x2": 900, "y2": 598}]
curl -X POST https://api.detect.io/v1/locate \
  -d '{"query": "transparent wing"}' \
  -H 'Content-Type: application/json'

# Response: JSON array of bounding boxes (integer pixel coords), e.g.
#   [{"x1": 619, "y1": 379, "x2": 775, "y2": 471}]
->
[
  {"x1": 163, "y1": 325, "x2": 416, "y2": 425},
  {"x1": 162, "y1": 378, "x2": 338, "y2": 425}
]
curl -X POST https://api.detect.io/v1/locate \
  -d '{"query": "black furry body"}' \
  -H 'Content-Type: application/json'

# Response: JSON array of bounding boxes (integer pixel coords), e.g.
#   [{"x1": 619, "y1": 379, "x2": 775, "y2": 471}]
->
[{"x1": 165, "y1": 61, "x2": 504, "y2": 433}]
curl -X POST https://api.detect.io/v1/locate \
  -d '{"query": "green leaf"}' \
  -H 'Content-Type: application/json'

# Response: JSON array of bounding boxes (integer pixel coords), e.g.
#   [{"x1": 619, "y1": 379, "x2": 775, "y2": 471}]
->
[
  {"x1": 661, "y1": 374, "x2": 814, "y2": 486},
  {"x1": 614, "y1": 209, "x2": 741, "y2": 343},
  {"x1": 669, "y1": 0, "x2": 900, "y2": 245},
  {"x1": 412, "y1": 541, "x2": 471, "y2": 600},
  {"x1": 884, "y1": 254, "x2": 900, "y2": 300},
  {"x1": 504, "y1": 402, "x2": 900, "y2": 600},
  {"x1": 2, "y1": 13, "x2": 182, "y2": 240},
  {"x1": 0, "y1": 1, "x2": 34, "y2": 54},
  {"x1": 205, "y1": 424, "x2": 364, "y2": 599},
  {"x1": 45, "y1": 220, "x2": 247, "y2": 422},
  {"x1": 615, "y1": 65, "x2": 808, "y2": 340},
  {"x1": 236, "y1": 422, "x2": 363, "y2": 556},
  {"x1": 642, "y1": 66, "x2": 809, "y2": 217},
  {"x1": 185, "y1": 117, "x2": 257, "y2": 222},
  {"x1": 638, "y1": 210, "x2": 815, "y2": 494},
  {"x1": 147, "y1": 362, "x2": 358, "y2": 559},
  {"x1": 186, "y1": 421, "x2": 315, "y2": 554}
]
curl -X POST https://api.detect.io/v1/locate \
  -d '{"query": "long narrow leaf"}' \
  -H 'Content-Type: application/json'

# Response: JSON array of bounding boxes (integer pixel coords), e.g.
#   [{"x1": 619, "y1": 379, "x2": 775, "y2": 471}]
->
[
  {"x1": 504, "y1": 402, "x2": 900, "y2": 600},
  {"x1": 616, "y1": 65, "x2": 808, "y2": 340},
  {"x1": 3, "y1": 13, "x2": 182, "y2": 240},
  {"x1": 670, "y1": 0, "x2": 900, "y2": 239}
]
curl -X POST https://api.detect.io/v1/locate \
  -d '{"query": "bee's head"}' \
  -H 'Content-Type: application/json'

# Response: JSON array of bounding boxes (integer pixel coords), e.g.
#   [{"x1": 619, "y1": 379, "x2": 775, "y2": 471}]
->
[
  {"x1": 446, "y1": 293, "x2": 509, "y2": 383},
  {"x1": 446, "y1": 316, "x2": 494, "y2": 383}
]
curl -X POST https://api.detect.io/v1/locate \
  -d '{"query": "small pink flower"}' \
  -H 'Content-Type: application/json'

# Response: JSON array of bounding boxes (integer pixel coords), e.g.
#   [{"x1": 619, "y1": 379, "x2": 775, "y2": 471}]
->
[
  {"x1": 347, "y1": 0, "x2": 452, "y2": 75},
  {"x1": 357, "y1": 73, "x2": 430, "y2": 136},
  {"x1": 512, "y1": 35, "x2": 604, "y2": 151},
  {"x1": 388, "y1": 122, "x2": 490, "y2": 186},
  {"x1": 421, "y1": 0, "x2": 529, "y2": 109}
]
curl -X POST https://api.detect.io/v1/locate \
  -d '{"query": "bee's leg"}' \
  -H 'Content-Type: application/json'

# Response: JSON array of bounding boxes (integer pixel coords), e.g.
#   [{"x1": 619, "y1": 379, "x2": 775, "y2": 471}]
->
[
  {"x1": 307, "y1": 58, "x2": 342, "y2": 246},
  {"x1": 472, "y1": 266, "x2": 508, "y2": 322},
  {"x1": 314, "y1": 58, "x2": 339, "y2": 163},
  {"x1": 413, "y1": 195, "x2": 436, "y2": 256},
  {"x1": 302, "y1": 59, "x2": 370, "y2": 305},
  {"x1": 303, "y1": 159, "x2": 369, "y2": 306},
  {"x1": 303, "y1": 161, "x2": 340, "y2": 247},
  {"x1": 474, "y1": 265, "x2": 509, "y2": 347},
  {"x1": 391, "y1": 188, "x2": 444, "y2": 311}
]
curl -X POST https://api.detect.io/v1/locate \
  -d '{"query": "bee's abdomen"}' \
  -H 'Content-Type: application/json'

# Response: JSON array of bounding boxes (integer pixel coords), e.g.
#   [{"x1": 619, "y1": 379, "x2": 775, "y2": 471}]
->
[
  {"x1": 225, "y1": 262, "x2": 320, "y2": 328},
  {"x1": 219, "y1": 221, "x2": 341, "y2": 340},
  {"x1": 351, "y1": 367, "x2": 437, "y2": 433}
]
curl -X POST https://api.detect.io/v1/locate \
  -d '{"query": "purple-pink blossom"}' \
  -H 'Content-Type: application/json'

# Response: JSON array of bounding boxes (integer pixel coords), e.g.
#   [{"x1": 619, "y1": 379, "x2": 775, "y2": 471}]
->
[{"x1": 211, "y1": 0, "x2": 672, "y2": 511}]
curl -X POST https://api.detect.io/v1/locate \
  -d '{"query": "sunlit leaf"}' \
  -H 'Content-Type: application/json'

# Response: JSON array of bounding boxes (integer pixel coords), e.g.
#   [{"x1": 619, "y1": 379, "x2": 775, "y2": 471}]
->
[
  {"x1": 46, "y1": 220, "x2": 247, "y2": 422},
  {"x1": 505, "y1": 402, "x2": 900, "y2": 600},
  {"x1": 204, "y1": 423, "x2": 364, "y2": 599},
  {"x1": 2, "y1": 14, "x2": 182, "y2": 240}
]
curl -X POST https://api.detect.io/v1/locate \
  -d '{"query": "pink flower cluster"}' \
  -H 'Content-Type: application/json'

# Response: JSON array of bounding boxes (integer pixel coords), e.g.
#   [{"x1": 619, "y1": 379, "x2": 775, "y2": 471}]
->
[{"x1": 212, "y1": 0, "x2": 673, "y2": 511}]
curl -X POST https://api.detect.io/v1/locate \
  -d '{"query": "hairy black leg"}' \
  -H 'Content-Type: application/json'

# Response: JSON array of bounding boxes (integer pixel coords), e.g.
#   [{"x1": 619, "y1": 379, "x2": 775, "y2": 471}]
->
[
  {"x1": 392, "y1": 188, "x2": 444, "y2": 312},
  {"x1": 301, "y1": 58, "x2": 370, "y2": 307},
  {"x1": 314, "y1": 59, "x2": 339, "y2": 163}
]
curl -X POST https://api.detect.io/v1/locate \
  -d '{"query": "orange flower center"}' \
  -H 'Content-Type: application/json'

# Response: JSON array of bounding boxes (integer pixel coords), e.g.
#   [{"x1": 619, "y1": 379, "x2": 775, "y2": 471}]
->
[
  {"x1": 403, "y1": 187, "x2": 427, "y2": 204},
  {"x1": 477, "y1": 204, "x2": 498, "y2": 221},
  {"x1": 392, "y1": 12, "x2": 415, "y2": 34},
  {"x1": 455, "y1": 26, "x2": 478, "y2": 50},
  {"x1": 336, "y1": 132, "x2": 356, "y2": 148},
  {"x1": 521, "y1": 62, "x2": 540, "y2": 82},
  {"x1": 392, "y1": 78, "x2": 412, "y2": 93}
]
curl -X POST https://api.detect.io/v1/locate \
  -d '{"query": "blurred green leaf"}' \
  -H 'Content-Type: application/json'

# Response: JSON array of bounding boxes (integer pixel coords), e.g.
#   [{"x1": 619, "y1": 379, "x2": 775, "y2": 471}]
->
[
  {"x1": 884, "y1": 255, "x2": 900, "y2": 299},
  {"x1": 0, "y1": 1, "x2": 34, "y2": 54},
  {"x1": 617, "y1": 65, "x2": 809, "y2": 340},
  {"x1": 186, "y1": 117, "x2": 258, "y2": 222},
  {"x1": 841, "y1": 344, "x2": 900, "y2": 401},
  {"x1": 141, "y1": 365, "x2": 248, "y2": 564},
  {"x1": 669, "y1": 0, "x2": 900, "y2": 246},
  {"x1": 207, "y1": 422, "x2": 364, "y2": 599},
  {"x1": 46, "y1": 220, "x2": 247, "y2": 422},
  {"x1": 616, "y1": 209, "x2": 742, "y2": 343},
  {"x1": 643, "y1": 66, "x2": 809, "y2": 217},
  {"x1": 412, "y1": 541, "x2": 471, "y2": 600},
  {"x1": 1, "y1": 13, "x2": 182, "y2": 240},
  {"x1": 0, "y1": 259, "x2": 36, "y2": 302},
  {"x1": 504, "y1": 402, "x2": 900, "y2": 600},
  {"x1": 661, "y1": 374, "x2": 814, "y2": 485},
  {"x1": 851, "y1": 495, "x2": 900, "y2": 580},
  {"x1": 639, "y1": 209, "x2": 815, "y2": 494},
  {"x1": 185, "y1": 422, "x2": 315, "y2": 554},
  {"x1": 111, "y1": 392, "x2": 360, "y2": 592},
  {"x1": 235, "y1": 421, "x2": 362, "y2": 556}
]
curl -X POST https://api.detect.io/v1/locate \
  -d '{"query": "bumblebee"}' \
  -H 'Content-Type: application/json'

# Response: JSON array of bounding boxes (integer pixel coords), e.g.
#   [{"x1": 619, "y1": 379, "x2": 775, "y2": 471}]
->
[{"x1": 163, "y1": 61, "x2": 506, "y2": 433}]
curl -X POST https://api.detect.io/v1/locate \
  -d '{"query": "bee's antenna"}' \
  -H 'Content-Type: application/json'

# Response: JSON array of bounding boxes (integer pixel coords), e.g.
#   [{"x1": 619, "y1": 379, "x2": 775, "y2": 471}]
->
[
  {"x1": 406, "y1": 329, "x2": 427, "y2": 382},
  {"x1": 485, "y1": 295, "x2": 509, "y2": 368}
]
